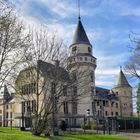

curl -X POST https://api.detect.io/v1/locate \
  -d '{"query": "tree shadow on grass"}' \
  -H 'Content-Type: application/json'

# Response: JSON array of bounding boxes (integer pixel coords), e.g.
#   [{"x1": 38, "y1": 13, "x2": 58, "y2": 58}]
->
[{"x1": 0, "y1": 131, "x2": 6, "y2": 133}]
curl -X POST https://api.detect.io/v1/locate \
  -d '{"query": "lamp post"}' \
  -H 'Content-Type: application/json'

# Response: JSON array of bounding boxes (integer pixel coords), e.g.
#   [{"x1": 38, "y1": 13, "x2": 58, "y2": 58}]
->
[{"x1": 86, "y1": 109, "x2": 90, "y2": 129}]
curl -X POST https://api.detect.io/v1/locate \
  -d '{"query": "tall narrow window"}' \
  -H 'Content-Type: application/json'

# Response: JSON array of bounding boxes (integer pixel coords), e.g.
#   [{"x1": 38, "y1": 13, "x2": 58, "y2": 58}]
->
[
  {"x1": 72, "y1": 102, "x2": 77, "y2": 114},
  {"x1": 32, "y1": 100, "x2": 36, "y2": 113},
  {"x1": 51, "y1": 82, "x2": 56, "y2": 95},
  {"x1": 21, "y1": 102, "x2": 26, "y2": 113},
  {"x1": 6, "y1": 112, "x2": 8, "y2": 118},
  {"x1": 111, "y1": 112, "x2": 114, "y2": 116},
  {"x1": 91, "y1": 86, "x2": 94, "y2": 95},
  {"x1": 73, "y1": 86, "x2": 77, "y2": 96},
  {"x1": 63, "y1": 85, "x2": 67, "y2": 96},
  {"x1": 105, "y1": 111, "x2": 108, "y2": 116},
  {"x1": 115, "y1": 112, "x2": 118, "y2": 116},
  {"x1": 10, "y1": 112, "x2": 12, "y2": 118},
  {"x1": 64, "y1": 102, "x2": 68, "y2": 114},
  {"x1": 90, "y1": 72, "x2": 94, "y2": 82},
  {"x1": 116, "y1": 103, "x2": 118, "y2": 108}
]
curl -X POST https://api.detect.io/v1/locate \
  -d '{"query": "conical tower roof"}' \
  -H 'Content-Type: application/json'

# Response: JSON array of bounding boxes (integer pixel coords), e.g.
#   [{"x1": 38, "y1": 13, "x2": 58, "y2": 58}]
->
[
  {"x1": 114, "y1": 69, "x2": 131, "y2": 88},
  {"x1": 71, "y1": 18, "x2": 91, "y2": 46}
]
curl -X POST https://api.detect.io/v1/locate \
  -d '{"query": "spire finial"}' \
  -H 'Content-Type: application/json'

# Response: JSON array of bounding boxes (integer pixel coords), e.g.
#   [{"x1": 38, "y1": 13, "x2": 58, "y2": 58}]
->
[{"x1": 78, "y1": 0, "x2": 81, "y2": 20}]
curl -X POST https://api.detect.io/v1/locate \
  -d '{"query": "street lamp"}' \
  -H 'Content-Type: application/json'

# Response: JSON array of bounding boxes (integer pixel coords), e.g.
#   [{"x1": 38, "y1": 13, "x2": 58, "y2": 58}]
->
[{"x1": 86, "y1": 109, "x2": 90, "y2": 129}]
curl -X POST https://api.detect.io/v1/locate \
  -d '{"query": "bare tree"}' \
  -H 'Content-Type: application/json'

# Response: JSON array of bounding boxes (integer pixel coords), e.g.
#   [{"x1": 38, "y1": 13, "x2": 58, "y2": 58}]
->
[
  {"x1": 0, "y1": 1, "x2": 29, "y2": 88},
  {"x1": 125, "y1": 32, "x2": 140, "y2": 80},
  {"x1": 14, "y1": 27, "x2": 93, "y2": 136}
]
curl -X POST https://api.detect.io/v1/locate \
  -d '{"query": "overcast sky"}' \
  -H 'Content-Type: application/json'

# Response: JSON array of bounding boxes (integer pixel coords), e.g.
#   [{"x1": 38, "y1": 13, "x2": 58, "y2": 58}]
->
[{"x1": 9, "y1": 0, "x2": 140, "y2": 90}]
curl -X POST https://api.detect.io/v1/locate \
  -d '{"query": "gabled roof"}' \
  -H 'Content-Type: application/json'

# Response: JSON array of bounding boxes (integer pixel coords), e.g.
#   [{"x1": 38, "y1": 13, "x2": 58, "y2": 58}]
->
[
  {"x1": 114, "y1": 69, "x2": 131, "y2": 88},
  {"x1": 37, "y1": 60, "x2": 69, "y2": 81},
  {"x1": 96, "y1": 87, "x2": 118, "y2": 100},
  {"x1": 71, "y1": 18, "x2": 91, "y2": 46}
]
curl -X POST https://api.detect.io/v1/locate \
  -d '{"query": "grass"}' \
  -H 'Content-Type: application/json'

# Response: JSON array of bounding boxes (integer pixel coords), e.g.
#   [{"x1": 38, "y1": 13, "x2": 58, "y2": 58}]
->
[{"x1": 0, "y1": 127, "x2": 135, "y2": 140}]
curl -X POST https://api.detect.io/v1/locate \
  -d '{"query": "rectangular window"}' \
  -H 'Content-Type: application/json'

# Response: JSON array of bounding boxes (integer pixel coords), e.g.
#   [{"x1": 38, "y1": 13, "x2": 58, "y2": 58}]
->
[
  {"x1": 115, "y1": 112, "x2": 118, "y2": 116},
  {"x1": 105, "y1": 111, "x2": 108, "y2": 116},
  {"x1": 90, "y1": 72, "x2": 94, "y2": 82},
  {"x1": 0, "y1": 110, "x2": 2, "y2": 114},
  {"x1": 111, "y1": 102, "x2": 114, "y2": 107},
  {"x1": 91, "y1": 87, "x2": 94, "y2": 95},
  {"x1": 51, "y1": 82, "x2": 56, "y2": 94},
  {"x1": 97, "y1": 101, "x2": 99, "y2": 106},
  {"x1": 64, "y1": 102, "x2": 68, "y2": 114},
  {"x1": 73, "y1": 86, "x2": 77, "y2": 96},
  {"x1": 111, "y1": 112, "x2": 113, "y2": 116},
  {"x1": 63, "y1": 85, "x2": 67, "y2": 96},
  {"x1": 32, "y1": 100, "x2": 36, "y2": 112},
  {"x1": 10, "y1": 112, "x2": 12, "y2": 118},
  {"x1": 105, "y1": 101, "x2": 109, "y2": 107},
  {"x1": 27, "y1": 101, "x2": 31, "y2": 112},
  {"x1": 88, "y1": 47, "x2": 91, "y2": 53},
  {"x1": 21, "y1": 102, "x2": 26, "y2": 113},
  {"x1": 103, "y1": 100, "x2": 105, "y2": 106},
  {"x1": 6, "y1": 105, "x2": 8, "y2": 110},
  {"x1": 6, "y1": 112, "x2": 8, "y2": 118},
  {"x1": 72, "y1": 102, "x2": 77, "y2": 114},
  {"x1": 116, "y1": 103, "x2": 118, "y2": 108}
]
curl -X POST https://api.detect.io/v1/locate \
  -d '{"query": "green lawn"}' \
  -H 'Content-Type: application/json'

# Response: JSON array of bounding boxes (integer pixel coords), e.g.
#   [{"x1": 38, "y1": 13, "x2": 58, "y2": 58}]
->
[{"x1": 0, "y1": 127, "x2": 135, "y2": 140}]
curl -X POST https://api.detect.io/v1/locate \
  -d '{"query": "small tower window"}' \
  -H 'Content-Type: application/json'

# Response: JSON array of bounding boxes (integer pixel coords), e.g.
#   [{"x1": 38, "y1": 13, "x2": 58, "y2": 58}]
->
[
  {"x1": 72, "y1": 46, "x2": 77, "y2": 52},
  {"x1": 90, "y1": 72, "x2": 94, "y2": 82},
  {"x1": 91, "y1": 86, "x2": 94, "y2": 95},
  {"x1": 85, "y1": 57, "x2": 87, "y2": 61},
  {"x1": 88, "y1": 47, "x2": 91, "y2": 53},
  {"x1": 105, "y1": 111, "x2": 108, "y2": 116}
]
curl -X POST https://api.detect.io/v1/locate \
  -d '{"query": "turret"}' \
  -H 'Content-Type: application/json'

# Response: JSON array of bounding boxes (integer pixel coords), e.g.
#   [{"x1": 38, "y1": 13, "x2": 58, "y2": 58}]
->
[
  {"x1": 67, "y1": 18, "x2": 96, "y2": 70},
  {"x1": 112, "y1": 68, "x2": 133, "y2": 116}
]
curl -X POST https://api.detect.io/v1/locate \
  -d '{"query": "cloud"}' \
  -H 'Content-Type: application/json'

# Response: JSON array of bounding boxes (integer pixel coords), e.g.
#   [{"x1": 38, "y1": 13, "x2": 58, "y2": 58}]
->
[{"x1": 8, "y1": 0, "x2": 139, "y2": 90}]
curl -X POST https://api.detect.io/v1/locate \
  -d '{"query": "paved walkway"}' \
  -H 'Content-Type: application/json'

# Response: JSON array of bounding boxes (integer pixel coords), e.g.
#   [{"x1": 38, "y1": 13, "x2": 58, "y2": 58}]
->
[{"x1": 119, "y1": 132, "x2": 140, "y2": 140}]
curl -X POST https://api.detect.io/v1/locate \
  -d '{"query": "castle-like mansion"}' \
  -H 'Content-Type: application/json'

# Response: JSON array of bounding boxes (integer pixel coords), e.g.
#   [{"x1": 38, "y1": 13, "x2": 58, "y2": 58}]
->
[{"x1": 0, "y1": 17, "x2": 133, "y2": 129}]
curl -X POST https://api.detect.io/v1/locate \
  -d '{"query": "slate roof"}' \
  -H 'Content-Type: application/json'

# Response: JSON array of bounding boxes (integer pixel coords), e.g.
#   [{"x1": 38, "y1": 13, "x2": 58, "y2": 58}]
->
[
  {"x1": 71, "y1": 18, "x2": 91, "y2": 46},
  {"x1": 37, "y1": 60, "x2": 69, "y2": 81},
  {"x1": 95, "y1": 87, "x2": 118, "y2": 100},
  {"x1": 114, "y1": 69, "x2": 131, "y2": 88}
]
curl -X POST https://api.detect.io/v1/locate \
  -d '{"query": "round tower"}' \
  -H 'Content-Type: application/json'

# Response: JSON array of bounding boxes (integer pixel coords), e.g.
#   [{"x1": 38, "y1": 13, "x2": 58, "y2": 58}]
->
[
  {"x1": 112, "y1": 68, "x2": 133, "y2": 116},
  {"x1": 67, "y1": 17, "x2": 96, "y2": 125}
]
